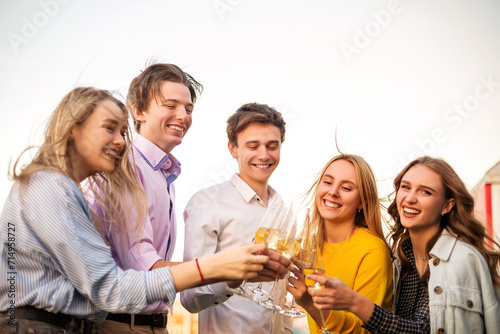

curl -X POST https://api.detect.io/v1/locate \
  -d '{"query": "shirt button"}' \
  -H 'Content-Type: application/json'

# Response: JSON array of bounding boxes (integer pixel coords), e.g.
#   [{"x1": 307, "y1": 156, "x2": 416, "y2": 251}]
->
[
  {"x1": 437, "y1": 329, "x2": 445, "y2": 334},
  {"x1": 257, "y1": 198, "x2": 261, "y2": 201},
  {"x1": 433, "y1": 258, "x2": 440, "y2": 266},
  {"x1": 214, "y1": 302, "x2": 219, "y2": 305},
  {"x1": 466, "y1": 300, "x2": 474, "y2": 308},
  {"x1": 226, "y1": 294, "x2": 231, "y2": 298},
  {"x1": 434, "y1": 286, "x2": 442, "y2": 294}
]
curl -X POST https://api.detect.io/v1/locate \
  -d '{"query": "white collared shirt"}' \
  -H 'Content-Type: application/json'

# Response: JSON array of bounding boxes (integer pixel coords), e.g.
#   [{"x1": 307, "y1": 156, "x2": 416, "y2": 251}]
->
[{"x1": 180, "y1": 174, "x2": 292, "y2": 334}]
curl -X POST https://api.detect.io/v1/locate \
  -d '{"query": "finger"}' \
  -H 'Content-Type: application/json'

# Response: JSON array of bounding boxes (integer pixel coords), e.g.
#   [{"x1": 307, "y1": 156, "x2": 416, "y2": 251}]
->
[
  {"x1": 254, "y1": 254, "x2": 269, "y2": 265},
  {"x1": 249, "y1": 243, "x2": 267, "y2": 254},
  {"x1": 288, "y1": 265, "x2": 302, "y2": 278},
  {"x1": 307, "y1": 273, "x2": 328, "y2": 285},
  {"x1": 263, "y1": 260, "x2": 288, "y2": 275}
]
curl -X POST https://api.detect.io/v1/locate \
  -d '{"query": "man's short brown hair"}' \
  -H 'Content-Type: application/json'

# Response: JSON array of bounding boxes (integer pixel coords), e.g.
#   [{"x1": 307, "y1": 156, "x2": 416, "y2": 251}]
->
[
  {"x1": 226, "y1": 103, "x2": 286, "y2": 146},
  {"x1": 127, "y1": 63, "x2": 203, "y2": 132}
]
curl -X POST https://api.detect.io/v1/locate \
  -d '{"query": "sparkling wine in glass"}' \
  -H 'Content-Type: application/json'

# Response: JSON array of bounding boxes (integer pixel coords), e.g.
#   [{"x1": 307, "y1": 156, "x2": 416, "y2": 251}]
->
[
  {"x1": 227, "y1": 196, "x2": 284, "y2": 299},
  {"x1": 256, "y1": 205, "x2": 295, "y2": 311},
  {"x1": 302, "y1": 235, "x2": 331, "y2": 333}
]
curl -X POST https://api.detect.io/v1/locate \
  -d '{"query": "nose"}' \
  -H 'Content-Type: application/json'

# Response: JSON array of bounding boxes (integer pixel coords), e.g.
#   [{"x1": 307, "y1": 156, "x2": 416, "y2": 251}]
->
[
  {"x1": 404, "y1": 190, "x2": 417, "y2": 203},
  {"x1": 327, "y1": 184, "x2": 339, "y2": 197},
  {"x1": 176, "y1": 107, "x2": 189, "y2": 123},
  {"x1": 114, "y1": 132, "x2": 125, "y2": 149},
  {"x1": 256, "y1": 146, "x2": 271, "y2": 160}
]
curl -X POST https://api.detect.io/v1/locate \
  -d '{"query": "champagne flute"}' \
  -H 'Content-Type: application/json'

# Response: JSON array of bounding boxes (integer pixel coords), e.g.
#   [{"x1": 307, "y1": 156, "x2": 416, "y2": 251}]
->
[
  {"x1": 302, "y1": 233, "x2": 331, "y2": 333},
  {"x1": 279, "y1": 207, "x2": 308, "y2": 318},
  {"x1": 255, "y1": 204, "x2": 294, "y2": 311},
  {"x1": 227, "y1": 195, "x2": 284, "y2": 299}
]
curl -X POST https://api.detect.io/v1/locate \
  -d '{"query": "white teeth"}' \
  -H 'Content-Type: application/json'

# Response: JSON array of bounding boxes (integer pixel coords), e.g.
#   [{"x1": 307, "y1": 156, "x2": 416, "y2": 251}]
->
[
  {"x1": 168, "y1": 125, "x2": 184, "y2": 132},
  {"x1": 324, "y1": 200, "x2": 341, "y2": 208},
  {"x1": 404, "y1": 207, "x2": 421, "y2": 214},
  {"x1": 103, "y1": 148, "x2": 117, "y2": 158},
  {"x1": 255, "y1": 164, "x2": 270, "y2": 168}
]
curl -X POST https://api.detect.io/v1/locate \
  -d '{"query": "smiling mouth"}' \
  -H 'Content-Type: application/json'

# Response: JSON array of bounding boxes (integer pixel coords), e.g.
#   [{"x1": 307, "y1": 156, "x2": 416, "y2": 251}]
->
[
  {"x1": 324, "y1": 200, "x2": 341, "y2": 208},
  {"x1": 403, "y1": 207, "x2": 421, "y2": 214},
  {"x1": 254, "y1": 164, "x2": 271, "y2": 169},
  {"x1": 168, "y1": 125, "x2": 184, "y2": 132},
  {"x1": 103, "y1": 148, "x2": 118, "y2": 159}
]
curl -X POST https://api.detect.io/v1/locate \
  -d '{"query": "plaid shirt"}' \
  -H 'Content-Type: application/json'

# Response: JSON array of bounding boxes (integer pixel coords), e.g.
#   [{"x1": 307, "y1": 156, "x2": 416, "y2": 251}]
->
[{"x1": 363, "y1": 239, "x2": 430, "y2": 333}]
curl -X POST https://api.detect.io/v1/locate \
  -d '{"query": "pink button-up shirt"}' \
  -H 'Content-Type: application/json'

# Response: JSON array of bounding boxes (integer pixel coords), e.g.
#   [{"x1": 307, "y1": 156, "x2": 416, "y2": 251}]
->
[{"x1": 99, "y1": 134, "x2": 180, "y2": 314}]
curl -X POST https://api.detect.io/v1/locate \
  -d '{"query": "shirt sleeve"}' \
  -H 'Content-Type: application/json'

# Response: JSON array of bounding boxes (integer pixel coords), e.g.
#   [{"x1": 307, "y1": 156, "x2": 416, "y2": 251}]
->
[
  {"x1": 322, "y1": 242, "x2": 394, "y2": 333},
  {"x1": 25, "y1": 173, "x2": 176, "y2": 315},
  {"x1": 180, "y1": 190, "x2": 233, "y2": 313},
  {"x1": 363, "y1": 303, "x2": 429, "y2": 334}
]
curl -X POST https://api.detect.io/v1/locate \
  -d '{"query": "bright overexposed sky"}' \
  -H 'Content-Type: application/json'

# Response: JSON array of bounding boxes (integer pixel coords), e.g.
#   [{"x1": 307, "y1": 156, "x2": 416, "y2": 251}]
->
[{"x1": 1, "y1": 0, "x2": 500, "y2": 261}]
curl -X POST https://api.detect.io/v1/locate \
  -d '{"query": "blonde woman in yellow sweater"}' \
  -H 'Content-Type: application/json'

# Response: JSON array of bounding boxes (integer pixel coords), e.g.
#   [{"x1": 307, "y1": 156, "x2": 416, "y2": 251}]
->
[{"x1": 289, "y1": 154, "x2": 393, "y2": 333}]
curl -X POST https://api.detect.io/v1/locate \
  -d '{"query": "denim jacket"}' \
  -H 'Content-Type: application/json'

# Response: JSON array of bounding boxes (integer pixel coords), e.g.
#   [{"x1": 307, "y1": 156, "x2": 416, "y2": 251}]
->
[{"x1": 427, "y1": 229, "x2": 500, "y2": 333}]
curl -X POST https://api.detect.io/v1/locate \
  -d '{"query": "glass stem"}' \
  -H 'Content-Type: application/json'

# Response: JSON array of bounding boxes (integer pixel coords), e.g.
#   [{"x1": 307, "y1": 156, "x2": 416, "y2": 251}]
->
[
  {"x1": 319, "y1": 309, "x2": 328, "y2": 331},
  {"x1": 268, "y1": 277, "x2": 279, "y2": 302}
]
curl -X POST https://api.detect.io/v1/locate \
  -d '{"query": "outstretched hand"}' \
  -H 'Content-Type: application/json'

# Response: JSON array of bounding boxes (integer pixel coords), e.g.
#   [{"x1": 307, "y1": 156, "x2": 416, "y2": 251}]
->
[{"x1": 206, "y1": 243, "x2": 269, "y2": 283}]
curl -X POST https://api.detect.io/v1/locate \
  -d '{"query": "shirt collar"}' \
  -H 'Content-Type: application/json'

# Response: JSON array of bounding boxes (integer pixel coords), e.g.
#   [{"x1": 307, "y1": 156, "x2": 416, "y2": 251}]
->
[
  {"x1": 429, "y1": 228, "x2": 457, "y2": 262},
  {"x1": 133, "y1": 134, "x2": 181, "y2": 172},
  {"x1": 229, "y1": 173, "x2": 276, "y2": 205}
]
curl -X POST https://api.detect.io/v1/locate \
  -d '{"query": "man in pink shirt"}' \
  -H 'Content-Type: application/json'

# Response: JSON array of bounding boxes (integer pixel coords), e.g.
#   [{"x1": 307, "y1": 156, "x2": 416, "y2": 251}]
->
[{"x1": 95, "y1": 63, "x2": 202, "y2": 333}]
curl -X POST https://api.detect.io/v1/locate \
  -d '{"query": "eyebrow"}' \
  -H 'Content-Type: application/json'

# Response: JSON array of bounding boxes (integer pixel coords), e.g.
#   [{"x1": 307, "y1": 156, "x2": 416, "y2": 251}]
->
[
  {"x1": 245, "y1": 140, "x2": 280, "y2": 145},
  {"x1": 322, "y1": 174, "x2": 358, "y2": 187},
  {"x1": 401, "y1": 180, "x2": 436, "y2": 193},
  {"x1": 161, "y1": 98, "x2": 194, "y2": 107},
  {"x1": 103, "y1": 118, "x2": 127, "y2": 129}
]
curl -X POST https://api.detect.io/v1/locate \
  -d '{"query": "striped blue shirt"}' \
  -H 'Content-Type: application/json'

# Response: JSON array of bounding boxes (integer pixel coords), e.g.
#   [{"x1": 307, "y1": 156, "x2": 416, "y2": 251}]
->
[{"x1": 0, "y1": 171, "x2": 176, "y2": 324}]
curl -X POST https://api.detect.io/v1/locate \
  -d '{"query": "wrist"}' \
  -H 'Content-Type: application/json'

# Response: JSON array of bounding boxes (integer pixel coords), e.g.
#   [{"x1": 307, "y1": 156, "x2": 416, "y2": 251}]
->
[
  {"x1": 195, "y1": 258, "x2": 206, "y2": 282},
  {"x1": 349, "y1": 291, "x2": 375, "y2": 323}
]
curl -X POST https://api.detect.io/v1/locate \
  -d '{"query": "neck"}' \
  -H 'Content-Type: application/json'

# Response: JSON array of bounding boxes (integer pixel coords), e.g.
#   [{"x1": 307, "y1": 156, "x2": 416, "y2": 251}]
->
[
  {"x1": 324, "y1": 219, "x2": 356, "y2": 243},
  {"x1": 408, "y1": 226, "x2": 440, "y2": 260},
  {"x1": 69, "y1": 150, "x2": 88, "y2": 183}
]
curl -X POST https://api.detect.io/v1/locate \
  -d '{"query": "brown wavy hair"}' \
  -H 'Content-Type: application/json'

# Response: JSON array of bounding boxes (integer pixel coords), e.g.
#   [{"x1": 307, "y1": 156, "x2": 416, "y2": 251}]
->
[
  {"x1": 388, "y1": 156, "x2": 500, "y2": 286},
  {"x1": 12, "y1": 87, "x2": 147, "y2": 234},
  {"x1": 304, "y1": 154, "x2": 386, "y2": 250}
]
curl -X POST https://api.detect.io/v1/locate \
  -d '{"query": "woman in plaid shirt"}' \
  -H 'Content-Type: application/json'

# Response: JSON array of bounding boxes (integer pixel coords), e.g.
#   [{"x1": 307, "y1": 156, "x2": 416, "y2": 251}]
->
[{"x1": 306, "y1": 156, "x2": 500, "y2": 333}]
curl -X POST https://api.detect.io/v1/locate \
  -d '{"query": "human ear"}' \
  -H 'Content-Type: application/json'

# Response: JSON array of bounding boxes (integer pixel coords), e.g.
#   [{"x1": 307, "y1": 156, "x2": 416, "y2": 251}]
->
[
  {"x1": 132, "y1": 104, "x2": 147, "y2": 122},
  {"x1": 441, "y1": 199, "x2": 455, "y2": 215},
  {"x1": 228, "y1": 141, "x2": 238, "y2": 159}
]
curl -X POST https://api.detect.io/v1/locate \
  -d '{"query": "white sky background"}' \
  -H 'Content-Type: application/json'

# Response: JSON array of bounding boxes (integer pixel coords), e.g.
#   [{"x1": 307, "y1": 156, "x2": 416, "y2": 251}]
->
[{"x1": 1, "y1": 0, "x2": 500, "y2": 262}]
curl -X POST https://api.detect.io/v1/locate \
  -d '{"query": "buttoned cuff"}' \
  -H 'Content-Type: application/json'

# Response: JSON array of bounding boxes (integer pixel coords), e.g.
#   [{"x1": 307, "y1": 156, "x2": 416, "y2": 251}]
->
[{"x1": 207, "y1": 281, "x2": 234, "y2": 306}]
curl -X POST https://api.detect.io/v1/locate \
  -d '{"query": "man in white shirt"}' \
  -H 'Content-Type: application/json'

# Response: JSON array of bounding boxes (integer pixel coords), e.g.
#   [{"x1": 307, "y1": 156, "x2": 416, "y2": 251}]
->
[{"x1": 181, "y1": 103, "x2": 292, "y2": 333}]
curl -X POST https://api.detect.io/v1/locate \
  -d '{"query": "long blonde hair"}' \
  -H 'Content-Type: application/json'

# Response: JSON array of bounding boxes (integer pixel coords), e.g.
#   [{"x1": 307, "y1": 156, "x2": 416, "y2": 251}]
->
[
  {"x1": 304, "y1": 154, "x2": 386, "y2": 249},
  {"x1": 12, "y1": 87, "x2": 147, "y2": 233}
]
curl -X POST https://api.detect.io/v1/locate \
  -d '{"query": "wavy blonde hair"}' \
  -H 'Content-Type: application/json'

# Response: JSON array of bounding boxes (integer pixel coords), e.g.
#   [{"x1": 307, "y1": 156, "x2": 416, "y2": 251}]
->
[
  {"x1": 303, "y1": 154, "x2": 386, "y2": 250},
  {"x1": 12, "y1": 87, "x2": 147, "y2": 233}
]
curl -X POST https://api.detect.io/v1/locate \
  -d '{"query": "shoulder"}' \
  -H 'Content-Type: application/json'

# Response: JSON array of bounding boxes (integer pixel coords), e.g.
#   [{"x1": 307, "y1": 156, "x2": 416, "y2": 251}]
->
[
  {"x1": 24, "y1": 170, "x2": 81, "y2": 199},
  {"x1": 450, "y1": 239, "x2": 487, "y2": 266},
  {"x1": 356, "y1": 228, "x2": 389, "y2": 249},
  {"x1": 187, "y1": 181, "x2": 233, "y2": 204}
]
